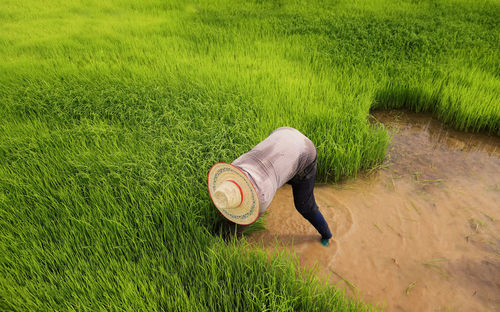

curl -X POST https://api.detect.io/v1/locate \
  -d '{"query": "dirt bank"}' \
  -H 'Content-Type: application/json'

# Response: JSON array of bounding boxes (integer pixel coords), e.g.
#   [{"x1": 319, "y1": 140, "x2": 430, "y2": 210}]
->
[{"x1": 248, "y1": 110, "x2": 500, "y2": 312}]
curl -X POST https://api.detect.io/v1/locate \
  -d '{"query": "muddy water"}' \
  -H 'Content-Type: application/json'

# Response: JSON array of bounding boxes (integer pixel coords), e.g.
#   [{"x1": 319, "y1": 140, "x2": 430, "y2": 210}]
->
[{"x1": 247, "y1": 110, "x2": 500, "y2": 312}]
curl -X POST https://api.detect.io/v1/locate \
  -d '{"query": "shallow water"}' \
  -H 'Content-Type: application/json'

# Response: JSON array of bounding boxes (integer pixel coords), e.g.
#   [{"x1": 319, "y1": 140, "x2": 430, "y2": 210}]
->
[{"x1": 248, "y1": 110, "x2": 500, "y2": 312}]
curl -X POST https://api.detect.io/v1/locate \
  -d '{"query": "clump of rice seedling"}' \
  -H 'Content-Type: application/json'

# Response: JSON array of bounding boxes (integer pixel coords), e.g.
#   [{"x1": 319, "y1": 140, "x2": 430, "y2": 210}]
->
[{"x1": 241, "y1": 212, "x2": 268, "y2": 236}]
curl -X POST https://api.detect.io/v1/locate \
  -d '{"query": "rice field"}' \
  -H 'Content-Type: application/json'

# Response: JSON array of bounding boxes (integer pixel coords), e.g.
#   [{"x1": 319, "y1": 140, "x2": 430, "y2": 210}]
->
[{"x1": 0, "y1": 0, "x2": 498, "y2": 311}]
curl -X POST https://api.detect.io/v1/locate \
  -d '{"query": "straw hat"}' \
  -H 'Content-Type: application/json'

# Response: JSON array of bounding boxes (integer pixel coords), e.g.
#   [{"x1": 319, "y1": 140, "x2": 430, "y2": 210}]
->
[{"x1": 207, "y1": 162, "x2": 260, "y2": 225}]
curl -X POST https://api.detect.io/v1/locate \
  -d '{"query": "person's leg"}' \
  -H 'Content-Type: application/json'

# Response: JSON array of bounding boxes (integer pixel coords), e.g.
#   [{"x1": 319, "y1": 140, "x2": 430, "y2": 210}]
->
[{"x1": 288, "y1": 160, "x2": 332, "y2": 241}]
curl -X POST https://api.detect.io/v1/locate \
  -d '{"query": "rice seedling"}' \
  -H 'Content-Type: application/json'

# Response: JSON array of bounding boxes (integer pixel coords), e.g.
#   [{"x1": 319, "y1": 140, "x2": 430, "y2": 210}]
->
[
  {"x1": 405, "y1": 282, "x2": 417, "y2": 295},
  {"x1": 373, "y1": 223, "x2": 384, "y2": 233},
  {"x1": 422, "y1": 258, "x2": 451, "y2": 279},
  {"x1": 409, "y1": 200, "x2": 421, "y2": 215},
  {"x1": 415, "y1": 178, "x2": 444, "y2": 186},
  {"x1": 402, "y1": 217, "x2": 417, "y2": 222},
  {"x1": 386, "y1": 224, "x2": 402, "y2": 238},
  {"x1": 469, "y1": 218, "x2": 486, "y2": 232},
  {"x1": 481, "y1": 212, "x2": 495, "y2": 222},
  {"x1": 330, "y1": 269, "x2": 358, "y2": 293},
  {"x1": 384, "y1": 180, "x2": 396, "y2": 191},
  {"x1": 487, "y1": 184, "x2": 500, "y2": 191}
]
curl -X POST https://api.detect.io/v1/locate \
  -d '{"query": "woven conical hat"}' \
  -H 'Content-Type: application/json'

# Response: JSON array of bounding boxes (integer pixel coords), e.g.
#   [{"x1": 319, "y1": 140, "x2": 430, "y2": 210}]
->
[{"x1": 207, "y1": 162, "x2": 260, "y2": 225}]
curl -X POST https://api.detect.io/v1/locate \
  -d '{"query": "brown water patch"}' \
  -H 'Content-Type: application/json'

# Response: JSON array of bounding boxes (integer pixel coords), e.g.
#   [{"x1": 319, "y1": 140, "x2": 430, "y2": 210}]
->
[{"x1": 248, "y1": 110, "x2": 500, "y2": 312}]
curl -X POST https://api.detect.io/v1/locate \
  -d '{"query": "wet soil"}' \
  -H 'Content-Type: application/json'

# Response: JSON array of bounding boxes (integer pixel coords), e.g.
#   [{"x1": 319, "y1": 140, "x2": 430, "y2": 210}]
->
[{"x1": 247, "y1": 110, "x2": 500, "y2": 312}]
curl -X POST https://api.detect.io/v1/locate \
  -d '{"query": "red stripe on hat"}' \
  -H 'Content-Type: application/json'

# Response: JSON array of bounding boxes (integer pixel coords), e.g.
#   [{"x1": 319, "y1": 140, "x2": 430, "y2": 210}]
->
[{"x1": 227, "y1": 179, "x2": 243, "y2": 206}]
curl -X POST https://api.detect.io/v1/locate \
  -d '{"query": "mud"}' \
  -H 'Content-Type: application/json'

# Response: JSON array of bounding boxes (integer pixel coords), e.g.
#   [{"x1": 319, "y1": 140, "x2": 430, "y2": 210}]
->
[{"x1": 247, "y1": 110, "x2": 500, "y2": 312}]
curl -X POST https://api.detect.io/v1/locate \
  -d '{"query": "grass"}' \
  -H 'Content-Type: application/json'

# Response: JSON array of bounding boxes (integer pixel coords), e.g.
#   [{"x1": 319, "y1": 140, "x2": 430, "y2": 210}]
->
[{"x1": 0, "y1": 0, "x2": 499, "y2": 311}]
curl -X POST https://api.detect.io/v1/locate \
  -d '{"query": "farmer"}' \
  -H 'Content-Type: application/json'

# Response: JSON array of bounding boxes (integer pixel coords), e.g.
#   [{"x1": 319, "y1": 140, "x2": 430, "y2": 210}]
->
[{"x1": 208, "y1": 127, "x2": 333, "y2": 246}]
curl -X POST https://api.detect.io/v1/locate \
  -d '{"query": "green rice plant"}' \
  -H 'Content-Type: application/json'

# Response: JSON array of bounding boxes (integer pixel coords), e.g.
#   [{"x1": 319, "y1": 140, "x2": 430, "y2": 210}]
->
[{"x1": 0, "y1": 0, "x2": 498, "y2": 310}]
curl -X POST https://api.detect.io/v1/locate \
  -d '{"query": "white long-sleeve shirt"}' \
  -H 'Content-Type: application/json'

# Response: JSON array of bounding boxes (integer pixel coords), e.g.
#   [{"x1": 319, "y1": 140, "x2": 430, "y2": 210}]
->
[{"x1": 232, "y1": 127, "x2": 317, "y2": 214}]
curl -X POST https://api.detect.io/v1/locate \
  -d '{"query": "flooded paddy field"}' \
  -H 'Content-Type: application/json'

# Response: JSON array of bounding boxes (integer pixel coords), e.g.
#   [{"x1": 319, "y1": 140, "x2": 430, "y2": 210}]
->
[{"x1": 248, "y1": 110, "x2": 500, "y2": 312}]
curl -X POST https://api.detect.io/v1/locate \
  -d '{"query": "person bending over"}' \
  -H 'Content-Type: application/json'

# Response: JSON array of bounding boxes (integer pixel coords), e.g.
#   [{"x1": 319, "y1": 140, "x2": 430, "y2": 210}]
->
[{"x1": 208, "y1": 127, "x2": 333, "y2": 246}]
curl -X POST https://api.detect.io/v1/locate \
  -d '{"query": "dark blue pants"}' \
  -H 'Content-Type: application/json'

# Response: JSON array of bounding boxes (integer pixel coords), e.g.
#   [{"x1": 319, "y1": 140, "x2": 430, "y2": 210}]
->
[{"x1": 287, "y1": 158, "x2": 332, "y2": 240}]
